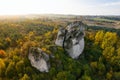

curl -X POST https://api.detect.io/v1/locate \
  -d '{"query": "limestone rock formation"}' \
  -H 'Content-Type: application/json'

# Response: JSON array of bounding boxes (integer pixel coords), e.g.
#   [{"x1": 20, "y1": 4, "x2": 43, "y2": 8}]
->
[
  {"x1": 55, "y1": 21, "x2": 85, "y2": 59},
  {"x1": 28, "y1": 47, "x2": 50, "y2": 72}
]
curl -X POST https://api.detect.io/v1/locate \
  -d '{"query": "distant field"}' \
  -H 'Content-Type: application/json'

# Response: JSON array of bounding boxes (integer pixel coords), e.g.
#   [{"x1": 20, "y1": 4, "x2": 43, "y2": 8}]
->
[
  {"x1": 0, "y1": 14, "x2": 120, "y2": 29},
  {"x1": 90, "y1": 18, "x2": 116, "y2": 23},
  {"x1": 85, "y1": 17, "x2": 120, "y2": 29}
]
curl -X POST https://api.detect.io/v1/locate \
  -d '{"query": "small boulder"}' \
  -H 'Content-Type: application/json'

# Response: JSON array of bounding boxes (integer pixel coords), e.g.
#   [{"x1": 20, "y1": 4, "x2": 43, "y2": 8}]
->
[{"x1": 28, "y1": 47, "x2": 50, "y2": 72}]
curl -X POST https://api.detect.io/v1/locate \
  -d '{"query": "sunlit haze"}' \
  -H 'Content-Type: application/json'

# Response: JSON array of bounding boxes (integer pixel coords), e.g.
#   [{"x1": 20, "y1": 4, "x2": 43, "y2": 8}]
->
[{"x1": 0, "y1": 0, "x2": 120, "y2": 15}]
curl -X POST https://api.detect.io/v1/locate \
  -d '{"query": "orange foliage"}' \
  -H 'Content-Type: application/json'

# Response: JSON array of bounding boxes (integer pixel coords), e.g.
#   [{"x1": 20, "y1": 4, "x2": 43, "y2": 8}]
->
[{"x1": 0, "y1": 50, "x2": 6, "y2": 58}]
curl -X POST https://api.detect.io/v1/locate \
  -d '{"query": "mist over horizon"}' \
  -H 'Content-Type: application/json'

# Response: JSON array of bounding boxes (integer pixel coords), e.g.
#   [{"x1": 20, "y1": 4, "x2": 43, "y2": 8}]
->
[{"x1": 0, "y1": 0, "x2": 120, "y2": 15}]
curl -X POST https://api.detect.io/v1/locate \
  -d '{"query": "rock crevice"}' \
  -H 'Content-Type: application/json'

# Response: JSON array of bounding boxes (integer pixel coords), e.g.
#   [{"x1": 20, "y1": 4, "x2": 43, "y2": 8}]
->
[{"x1": 55, "y1": 21, "x2": 85, "y2": 59}]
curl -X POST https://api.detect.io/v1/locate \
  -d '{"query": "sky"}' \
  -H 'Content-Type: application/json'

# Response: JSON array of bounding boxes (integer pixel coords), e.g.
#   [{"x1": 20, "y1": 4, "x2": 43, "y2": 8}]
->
[{"x1": 0, "y1": 0, "x2": 120, "y2": 15}]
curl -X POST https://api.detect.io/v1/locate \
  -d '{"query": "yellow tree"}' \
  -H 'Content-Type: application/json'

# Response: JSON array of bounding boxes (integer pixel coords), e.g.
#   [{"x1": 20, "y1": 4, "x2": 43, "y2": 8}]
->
[
  {"x1": 88, "y1": 32, "x2": 95, "y2": 41},
  {"x1": 5, "y1": 62, "x2": 16, "y2": 78},
  {"x1": 110, "y1": 48, "x2": 120, "y2": 67},
  {"x1": 117, "y1": 48, "x2": 120, "y2": 56},
  {"x1": 0, "y1": 59, "x2": 6, "y2": 77},
  {"x1": 102, "y1": 46, "x2": 115, "y2": 61},
  {"x1": 20, "y1": 74, "x2": 30, "y2": 80},
  {"x1": 101, "y1": 32, "x2": 117, "y2": 49},
  {"x1": 116, "y1": 38, "x2": 120, "y2": 49},
  {"x1": 5, "y1": 37, "x2": 11, "y2": 44},
  {"x1": 95, "y1": 30, "x2": 104, "y2": 45}
]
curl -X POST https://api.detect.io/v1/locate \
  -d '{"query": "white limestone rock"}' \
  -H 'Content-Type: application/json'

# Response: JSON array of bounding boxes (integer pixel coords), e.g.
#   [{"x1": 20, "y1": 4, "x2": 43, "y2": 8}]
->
[
  {"x1": 67, "y1": 38, "x2": 84, "y2": 59},
  {"x1": 55, "y1": 21, "x2": 85, "y2": 59},
  {"x1": 55, "y1": 27, "x2": 65, "y2": 46},
  {"x1": 28, "y1": 47, "x2": 50, "y2": 72}
]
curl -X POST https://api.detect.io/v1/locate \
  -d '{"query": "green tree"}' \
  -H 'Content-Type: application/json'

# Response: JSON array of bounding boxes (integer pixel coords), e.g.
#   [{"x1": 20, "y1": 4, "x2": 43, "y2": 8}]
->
[
  {"x1": 55, "y1": 71, "x2": 76, "y2": 80},
  {"x1": 5, "y1": 62, "x2": 16, "y2": 78},
  {"x1": 117, "y1": 48, "x2": 120, "y2": 56},
  {"x1": 81, "y1": 75, "x2": 91, "y2": 80},
  {"x1": 106, "y1": 72, "x2": 112, "y2": 80},
  {"x1": 90, "y1": 61, "x2": 97, "y2": 73},
  {"x1": 0, "y1": 59, "x2": 6, "y2": 77},
  {"x1": 110, "y1": 56, "x2": 120, "y2": 69},
  {"x1": 97, "y1": 62, "x2": 106, "y2": 76},
  {"x1": 83, "y1": 64, "x2": 92, "y2": 76},
  {"x1": 102, "y1": 46, "x2": 115, "y2": 61},
  {"x1": 20, "y1": 74, "x2": 30, "y2": 80},
  {"x1": 113, "y1": 72, "x2": 120, "y2": 80},
  {"x1": 16, "y1": 60, "x2": 25, "y2": 74}
]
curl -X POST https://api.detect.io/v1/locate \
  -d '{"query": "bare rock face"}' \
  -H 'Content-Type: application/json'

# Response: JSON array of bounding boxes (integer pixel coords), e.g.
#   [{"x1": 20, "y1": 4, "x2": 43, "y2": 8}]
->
[
  {"x1": 55, "y1": 21, "x2": 85, "y2": 59},
  {"x1": 28, "y1": 47, "x2": 50, "y2": 72}
]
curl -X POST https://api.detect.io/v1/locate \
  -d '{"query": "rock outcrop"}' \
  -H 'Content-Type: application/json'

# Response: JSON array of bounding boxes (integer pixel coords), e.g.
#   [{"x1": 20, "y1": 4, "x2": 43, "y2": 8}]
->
[
  {"x1": 55, "y1": 21, "x2": 85, "y2": 59},
  {"x1": 28, "y1": 47, "x2": 50, "y2": 72},
  {"x1": 28, "y1": 21, "x2": 85, "y2": 72}
]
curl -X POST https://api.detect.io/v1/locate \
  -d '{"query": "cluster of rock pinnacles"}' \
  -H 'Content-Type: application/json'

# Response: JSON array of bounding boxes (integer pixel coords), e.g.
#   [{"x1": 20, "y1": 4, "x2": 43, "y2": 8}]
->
[{"x1": 28, "y1": 21, "x2": 85, "y2": 72}]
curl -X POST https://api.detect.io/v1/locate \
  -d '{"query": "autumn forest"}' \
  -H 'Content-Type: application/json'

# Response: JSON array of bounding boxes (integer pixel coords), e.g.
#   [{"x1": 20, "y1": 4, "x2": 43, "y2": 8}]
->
[{"x1": 0, "y1": 15, "x2": 120, "y2": 80}]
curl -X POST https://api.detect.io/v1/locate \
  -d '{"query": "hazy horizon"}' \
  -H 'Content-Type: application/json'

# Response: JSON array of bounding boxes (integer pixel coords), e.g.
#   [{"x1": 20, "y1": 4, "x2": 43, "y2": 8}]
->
[{"x1": 0, "y1": 0, "x2": 120, "y2": 15}]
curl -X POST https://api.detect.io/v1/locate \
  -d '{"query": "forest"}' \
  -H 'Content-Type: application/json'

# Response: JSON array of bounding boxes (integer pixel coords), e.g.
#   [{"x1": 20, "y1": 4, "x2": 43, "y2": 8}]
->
[{"x1": 0, "y1": 15, "x2": 120, "y2": 80}]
